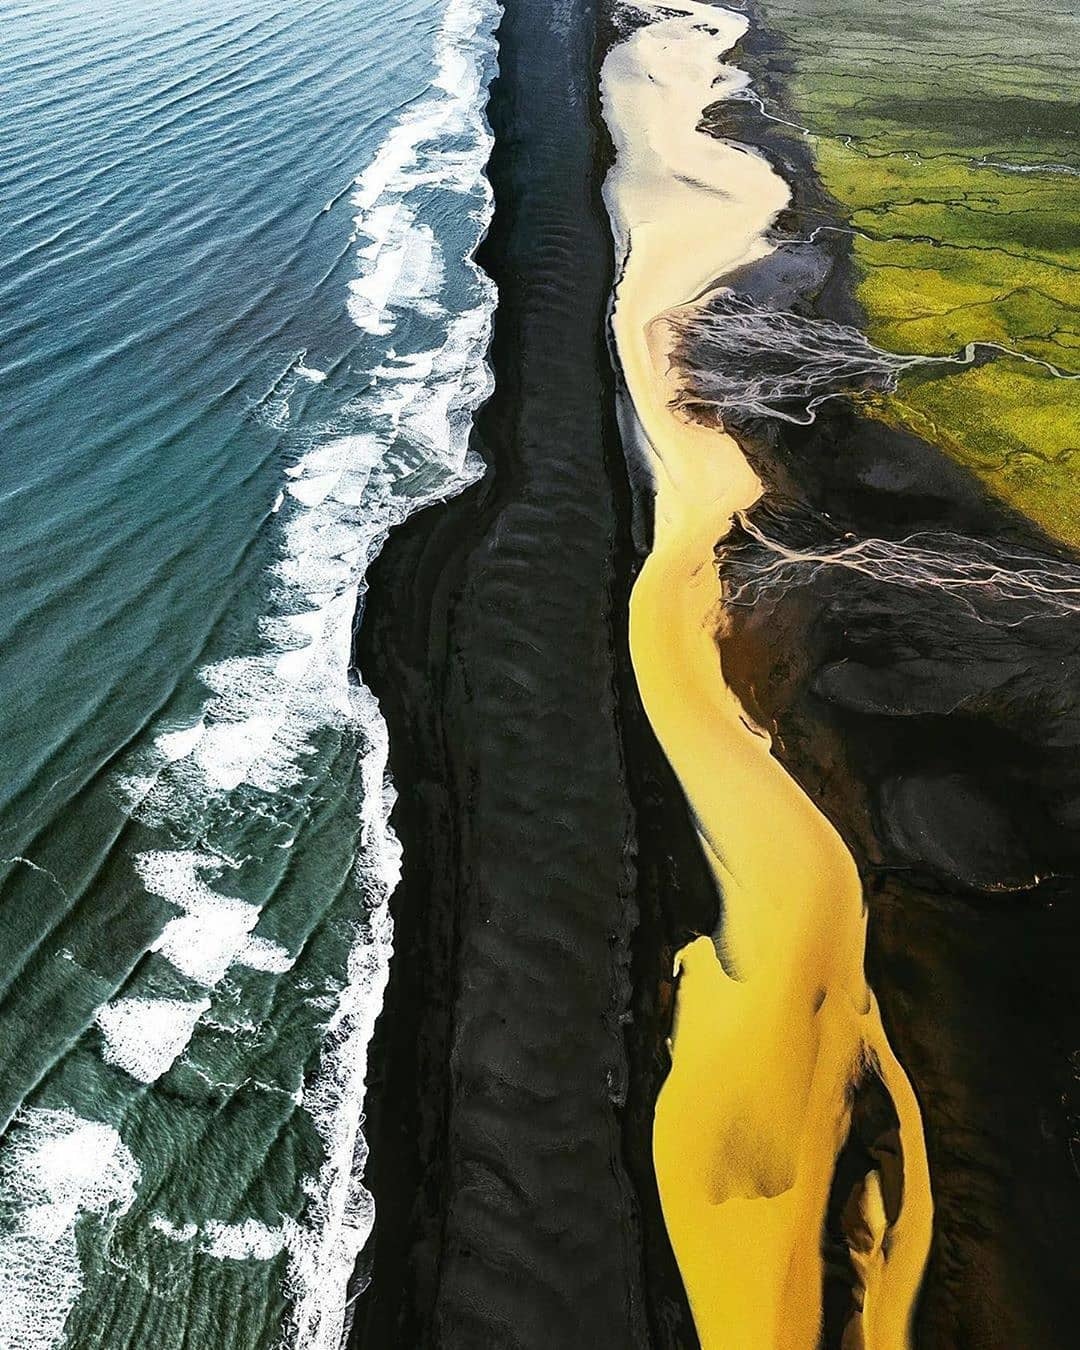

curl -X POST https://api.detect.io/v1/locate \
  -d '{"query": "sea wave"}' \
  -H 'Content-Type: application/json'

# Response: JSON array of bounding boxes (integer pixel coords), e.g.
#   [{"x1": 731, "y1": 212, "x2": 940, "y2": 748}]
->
[
  {"x1": 0, "y1": 1109, "x2": 138, "y2": 1350},
  {"x1": 1, "y1": 0, "x2": 502, "y2": 1346}
]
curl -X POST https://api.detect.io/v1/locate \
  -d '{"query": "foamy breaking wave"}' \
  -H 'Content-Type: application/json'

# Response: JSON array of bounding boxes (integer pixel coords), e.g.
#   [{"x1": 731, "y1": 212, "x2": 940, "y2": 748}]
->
[
  {"x1": 97, "y1": 995, "x2": 212, "y2": 1083},
  {"x1": 0, "y1": 1110, "x2": 138, "y2": 1350},
  {"x1": 278, "y1": 680, "x2": 398, "y2": 1350},
  {"x1": 205, "y1": 1218, "x2": 287, "y2": 1261},
  {"x1": 140, "y1": 850, "x2": 293, "y2": 986},
  {"x1": 92, "y1": 846, "x2": 294, "y2": 1083},
  {"x1": 150, "y1": 1212, "x2": 287, "y2": 1260},
  {"x1": 83, "y1": 0, "x2": 500, "y2": 1345}
]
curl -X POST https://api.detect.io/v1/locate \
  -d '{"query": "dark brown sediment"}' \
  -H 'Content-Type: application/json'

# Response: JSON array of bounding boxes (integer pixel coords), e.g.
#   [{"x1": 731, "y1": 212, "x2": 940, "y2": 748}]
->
[{"x1": 347, "y1": 0, "x2": 709, "y2": 1345}]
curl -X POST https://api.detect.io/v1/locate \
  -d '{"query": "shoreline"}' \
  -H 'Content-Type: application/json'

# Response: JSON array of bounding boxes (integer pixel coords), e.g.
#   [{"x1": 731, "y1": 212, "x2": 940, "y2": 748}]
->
[{"x1": 348, "y1": 0, "x2": 707, "y2": 1343}]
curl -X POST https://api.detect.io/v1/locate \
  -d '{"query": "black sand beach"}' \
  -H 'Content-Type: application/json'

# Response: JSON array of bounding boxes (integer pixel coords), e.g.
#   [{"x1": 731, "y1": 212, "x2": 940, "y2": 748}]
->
[{"x1": 349, "y1": 1, "x2": 709, "y2": 1345}]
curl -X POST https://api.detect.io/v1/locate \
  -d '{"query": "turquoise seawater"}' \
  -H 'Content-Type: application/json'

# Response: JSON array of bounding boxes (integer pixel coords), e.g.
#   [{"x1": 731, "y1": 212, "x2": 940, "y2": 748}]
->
[{"x1": 0, "y1": 1, "x2": 496, "y2": 1345}]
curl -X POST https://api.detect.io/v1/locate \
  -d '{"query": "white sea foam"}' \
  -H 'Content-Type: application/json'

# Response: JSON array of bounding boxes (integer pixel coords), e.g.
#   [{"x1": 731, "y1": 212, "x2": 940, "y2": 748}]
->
[
  {"x1": 286, "y1": 472, "x2": 340, "y2": 507},
  {"x1": 278, "y1": 680, "x2": 398, "y2": 1350},
  {"x1": 262, "y1": 398, "x2": 292, "y2": 430},
  {"x1": 203, "y1": 1218, "x2": 286, "y2": 1262},
  {"x1": 138, "y1": 850, "x2": 292, "y2": 988},
  {"x1": 97, "y1": 0, "x2": 500, "y2": 1345},
  {"x1": 97, "y1": 995, "x2": 212, "y2": 1083},
  {"x1": 152, "y1": 1213, "x2": 287, "y2": 1261},
  {"x1": 150, "y1": 1214, "x2": 198, "y2": 1243},
  {"x1": 156, "y1": 719, "x2": 206, "y2": 762},
  {"x1": 295, "y1": 362, "x2": 328, "y2": 383},
  {"x1": 278, "y1": 0, "x2": 499, "y2": 1341},
  {"x1": 0, "y1": 1109, "x2": 138, "y2": 1350}
]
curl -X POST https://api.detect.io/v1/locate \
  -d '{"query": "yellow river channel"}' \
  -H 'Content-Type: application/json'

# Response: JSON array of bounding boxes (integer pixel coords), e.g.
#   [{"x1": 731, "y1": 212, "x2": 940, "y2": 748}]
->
[{"x1": 600, "y1": 4, "x2": 933, "y2": 1346}]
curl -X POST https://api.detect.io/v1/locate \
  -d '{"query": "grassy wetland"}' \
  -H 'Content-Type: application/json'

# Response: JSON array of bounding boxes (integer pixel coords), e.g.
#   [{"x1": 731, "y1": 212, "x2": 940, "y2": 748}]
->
[{"x1": 757, "y1": 0, "x2": 1080, "y2": 544}]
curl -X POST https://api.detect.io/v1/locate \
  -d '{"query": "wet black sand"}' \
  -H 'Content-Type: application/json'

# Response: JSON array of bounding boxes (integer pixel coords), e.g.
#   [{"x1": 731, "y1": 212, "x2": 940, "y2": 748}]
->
[
  {"x1": 348, "y1": 1, "x2": 710, "y2": 1345},
  {"x1": 701, "y1": 12, "x2": 1080, "y2": 1345}
]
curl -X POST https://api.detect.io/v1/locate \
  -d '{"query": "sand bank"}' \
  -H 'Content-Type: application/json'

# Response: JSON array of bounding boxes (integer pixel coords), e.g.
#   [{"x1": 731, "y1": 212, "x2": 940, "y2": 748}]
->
[{"x1": 601, "y1": 4, "x2": 932, "y2": 1344}]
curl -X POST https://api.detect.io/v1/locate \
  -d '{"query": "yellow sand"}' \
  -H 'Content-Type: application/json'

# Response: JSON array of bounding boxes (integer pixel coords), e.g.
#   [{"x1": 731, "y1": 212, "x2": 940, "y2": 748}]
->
[{"x1": 601, "y1": 4, "x2": 933, "y2": 1345}]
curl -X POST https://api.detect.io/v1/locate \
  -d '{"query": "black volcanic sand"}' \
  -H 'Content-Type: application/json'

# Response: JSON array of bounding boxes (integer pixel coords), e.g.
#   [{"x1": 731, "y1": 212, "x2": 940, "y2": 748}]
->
[
  {"x1": 347, "y1": 1, "x2": 712, "y2": 1346},
  {"x1": 685, "y1": 10, "x2": 1080, "y2": 1348}
]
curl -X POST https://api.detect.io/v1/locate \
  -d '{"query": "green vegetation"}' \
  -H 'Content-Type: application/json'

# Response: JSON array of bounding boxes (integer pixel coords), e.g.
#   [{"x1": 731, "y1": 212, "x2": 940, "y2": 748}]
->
[{"x1": 757, "y1": 0, "x2": 1080, "y2": 544}]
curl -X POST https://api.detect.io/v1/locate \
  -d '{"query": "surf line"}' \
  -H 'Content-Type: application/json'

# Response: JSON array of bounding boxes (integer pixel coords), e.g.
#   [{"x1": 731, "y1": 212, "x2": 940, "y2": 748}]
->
[{"x1": 600, "y1": 5, "x2": 933, "y2": 1347}]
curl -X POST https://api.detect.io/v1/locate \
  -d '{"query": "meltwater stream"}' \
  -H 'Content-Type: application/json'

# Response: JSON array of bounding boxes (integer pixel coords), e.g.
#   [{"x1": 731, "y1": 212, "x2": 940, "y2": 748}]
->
[{"x1": 0, "y1": 2, "x2": 497, "y2": 1347}]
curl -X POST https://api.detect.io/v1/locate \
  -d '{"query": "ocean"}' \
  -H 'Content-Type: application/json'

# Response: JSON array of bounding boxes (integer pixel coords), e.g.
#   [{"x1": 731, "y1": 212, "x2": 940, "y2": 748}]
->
[{"x1": 0, "y1": 0, "x2": 497, "y2": 1345}]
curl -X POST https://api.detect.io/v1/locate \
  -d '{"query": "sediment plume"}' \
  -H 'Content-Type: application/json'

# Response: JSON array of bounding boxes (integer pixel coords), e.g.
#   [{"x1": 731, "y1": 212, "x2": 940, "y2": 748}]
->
[{"x1": 601, "y1": 4, "x2": 932, "y2": 1346}]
